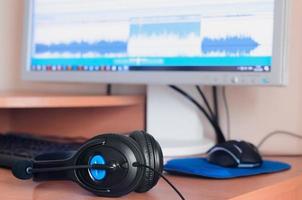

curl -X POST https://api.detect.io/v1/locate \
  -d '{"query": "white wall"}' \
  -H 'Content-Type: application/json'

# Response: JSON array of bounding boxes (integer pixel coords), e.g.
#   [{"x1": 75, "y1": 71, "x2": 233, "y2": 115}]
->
[
  {"x1": 0, "y1": 0, "x2": 302, "y2": 154},
  {"x1": 0, "y1": 0, "x2": 144, "y2": 94},
  {"x1": 226, "y1": 0, "x2": 302, "y2": 154}
]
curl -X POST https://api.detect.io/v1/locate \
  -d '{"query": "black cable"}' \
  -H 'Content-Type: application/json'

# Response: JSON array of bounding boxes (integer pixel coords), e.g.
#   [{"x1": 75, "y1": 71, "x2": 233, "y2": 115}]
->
[
  {"x1": 222, "y1": 87, "x2": 231, "y2": 140},
  {"x1": 195, "y1": 86, "x2": 215, "y2": 119},
  {"x1": 212, "y1": 86, "x2": 219, "y2": 125},
  {"x1": 133, "y1": 163, "x2": 185, "y2": 200},
  {"x1": 106, "y1": 84, "x2": 112, "y2": 96},
  {"x1": 257, "y1": 130, "x2": 302, "y2": 149},
  {"x1": 196, "y1": 86, "x2": 221, "y2": 141},
  {"x1": 221, "y1": 88, "x2": 302, "y2": 145},
  {"x1": 169, "y1": 85, "x2": 226, "y2": 143},
  {"x1": 220, "y1": 88, "x2": 302, "y2": 146},
  {"x1": 28, "y1": 160, "x2": 186, "y2": 199},
  {"x1": 29, "y1": 162, "x2": 186, "y2": 200}
]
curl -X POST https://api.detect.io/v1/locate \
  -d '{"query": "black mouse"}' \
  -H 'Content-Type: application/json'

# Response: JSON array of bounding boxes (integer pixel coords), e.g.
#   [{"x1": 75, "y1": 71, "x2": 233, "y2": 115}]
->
[{"x1": 207, "y1": 140, "x2": 263, "y2": 168}]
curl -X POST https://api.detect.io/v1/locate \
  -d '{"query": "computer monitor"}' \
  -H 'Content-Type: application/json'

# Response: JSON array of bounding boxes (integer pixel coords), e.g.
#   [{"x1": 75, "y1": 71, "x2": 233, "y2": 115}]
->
[{"x1": 22, "y1": 0, "x2": 289, "y2": 85}]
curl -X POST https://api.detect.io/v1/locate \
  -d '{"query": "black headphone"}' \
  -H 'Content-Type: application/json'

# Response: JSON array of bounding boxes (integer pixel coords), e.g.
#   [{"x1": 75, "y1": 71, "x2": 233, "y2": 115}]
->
[{"x1": 12, "y1": 131, "x2": 164, "y2": 197}]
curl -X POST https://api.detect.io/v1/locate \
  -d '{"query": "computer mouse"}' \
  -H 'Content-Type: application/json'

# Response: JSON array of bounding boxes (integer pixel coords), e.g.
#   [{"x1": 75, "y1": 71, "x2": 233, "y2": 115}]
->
[{"x1": 207, "y1": 140, "x2": 263, "y2": 168}]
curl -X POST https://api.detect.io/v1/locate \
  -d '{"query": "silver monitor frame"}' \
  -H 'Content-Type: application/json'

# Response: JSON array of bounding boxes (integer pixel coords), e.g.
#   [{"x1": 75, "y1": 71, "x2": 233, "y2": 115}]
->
[{"x1": 22, "y1": 0, "x2": 290, "y2": 86}]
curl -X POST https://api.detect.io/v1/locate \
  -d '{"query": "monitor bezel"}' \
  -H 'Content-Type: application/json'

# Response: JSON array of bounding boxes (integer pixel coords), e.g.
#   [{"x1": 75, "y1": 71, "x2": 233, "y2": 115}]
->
[{"x1": 22, "y1": 0, "x2": 290, "y2": 86}]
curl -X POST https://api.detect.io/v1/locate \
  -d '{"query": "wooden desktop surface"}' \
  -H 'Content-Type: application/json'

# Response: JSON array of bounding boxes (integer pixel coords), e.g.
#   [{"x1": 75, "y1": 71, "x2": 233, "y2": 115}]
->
[
  {"x1": 0, "y1": 92, "x2": 144, "y2": 108},
  {"x1": 0, "y1": 93, "x2": 300, "y2": 199},
  {"x1": 1, "y1": 156, "x2": 302, "y2": 200}
]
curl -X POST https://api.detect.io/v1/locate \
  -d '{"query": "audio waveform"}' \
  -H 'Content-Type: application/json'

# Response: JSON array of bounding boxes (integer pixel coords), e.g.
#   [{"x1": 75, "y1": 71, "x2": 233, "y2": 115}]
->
[
  {"x1": 35, "y1": 41, "x2": 128, "y2": 54},
  {"x1": 201, "y1": 36, "x2": 259, "y2": 55},
  {"x1": 130, "y1": 22, "x2": 200, "y2": 38}
]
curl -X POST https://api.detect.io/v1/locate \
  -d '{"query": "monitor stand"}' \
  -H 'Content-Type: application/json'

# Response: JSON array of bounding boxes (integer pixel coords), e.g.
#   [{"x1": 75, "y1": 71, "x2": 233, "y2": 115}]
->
[{"x1": 147, "y1": 85, "x2": 215, "y2": 157}]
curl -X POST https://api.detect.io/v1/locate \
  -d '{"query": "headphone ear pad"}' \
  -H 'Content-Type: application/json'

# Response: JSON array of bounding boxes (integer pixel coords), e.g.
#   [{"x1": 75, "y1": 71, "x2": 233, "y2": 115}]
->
[
  {"x1": 75, "y1": 134, "x2": 146, "y2": 197},
  {"x1": 129, "y1": 131, "x2": 163, "y2": 193}
]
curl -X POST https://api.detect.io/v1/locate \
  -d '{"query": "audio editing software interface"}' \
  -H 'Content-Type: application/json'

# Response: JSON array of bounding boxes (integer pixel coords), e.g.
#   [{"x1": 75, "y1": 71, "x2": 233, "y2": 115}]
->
[{"x1": 30, "y1": 0, "x2": 274, "y2": 72}]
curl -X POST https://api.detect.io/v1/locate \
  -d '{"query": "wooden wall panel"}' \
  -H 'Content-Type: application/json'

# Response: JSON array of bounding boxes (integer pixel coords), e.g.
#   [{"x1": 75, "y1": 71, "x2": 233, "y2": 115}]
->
[
  {"x1": 9, "y1": 104, "x2": 145, "y2": 138},
  {"x1": 0, "y1": 110, "x2": 11, "y2": 132}
]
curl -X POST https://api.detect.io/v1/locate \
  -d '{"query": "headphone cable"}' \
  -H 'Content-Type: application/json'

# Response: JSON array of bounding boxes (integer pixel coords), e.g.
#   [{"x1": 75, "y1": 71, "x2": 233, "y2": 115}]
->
[
  {"x1": 196, "y1": 85, "x2": 215, "y2": 119},
  {"x1": 27, "y1": 162, "x2": 185, "y2": 199},
  {"x1": 133, "y1": 163, "x2": 186, "y2": 200}
]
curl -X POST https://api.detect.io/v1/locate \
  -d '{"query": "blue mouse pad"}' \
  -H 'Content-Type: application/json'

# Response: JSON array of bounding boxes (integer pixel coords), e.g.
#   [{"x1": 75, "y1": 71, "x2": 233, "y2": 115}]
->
[{"x1": 164, "y1": 158, "x2": 291, "y2": 179}]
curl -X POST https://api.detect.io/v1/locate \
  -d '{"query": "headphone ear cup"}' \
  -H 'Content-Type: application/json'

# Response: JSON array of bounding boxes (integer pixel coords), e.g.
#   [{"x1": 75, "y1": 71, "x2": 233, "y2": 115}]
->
[
  {"x1": 129, "y1": 131, "x2": 163, "y2": 193},
  {"x1": 75, "y1": 134, "x2": 146, "y2": 197}
]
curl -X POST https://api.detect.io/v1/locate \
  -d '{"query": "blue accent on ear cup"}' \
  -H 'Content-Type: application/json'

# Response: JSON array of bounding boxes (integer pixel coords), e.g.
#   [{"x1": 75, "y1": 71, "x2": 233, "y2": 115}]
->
[{"x1": 89, "y1": 155, "x2": 106, "y2": 181}]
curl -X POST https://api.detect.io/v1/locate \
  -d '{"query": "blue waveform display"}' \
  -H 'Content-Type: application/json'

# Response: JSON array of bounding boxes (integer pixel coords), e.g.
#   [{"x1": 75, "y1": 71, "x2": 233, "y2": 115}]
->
[
  {"x1": 201, "y1": 36, "x2": 259, "y2": 55},
  {"x1": 35, "y1": 41, "x2": 128, "y2": 54},
  {"x1": 130, "y1": 22, "x2": 200, "y2": 38}
]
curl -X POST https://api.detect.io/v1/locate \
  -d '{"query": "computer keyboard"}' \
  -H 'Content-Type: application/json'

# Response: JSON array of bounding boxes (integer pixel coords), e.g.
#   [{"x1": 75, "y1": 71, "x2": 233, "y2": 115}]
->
[{"x1": 0, "y1": 132, "x2": 85, "y2": 169}]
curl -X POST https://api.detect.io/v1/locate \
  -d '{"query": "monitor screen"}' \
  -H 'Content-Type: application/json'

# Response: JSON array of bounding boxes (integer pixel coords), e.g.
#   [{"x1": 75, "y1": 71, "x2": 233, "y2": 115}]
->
[{"x1": 23, "y1": 0, "x2": 289, "y2": 85}]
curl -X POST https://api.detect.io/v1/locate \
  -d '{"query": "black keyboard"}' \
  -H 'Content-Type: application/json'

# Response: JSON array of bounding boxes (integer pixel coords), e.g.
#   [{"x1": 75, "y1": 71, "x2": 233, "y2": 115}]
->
[{"x1": 0, "y1": 133, "x2": 84, "y2": 169}]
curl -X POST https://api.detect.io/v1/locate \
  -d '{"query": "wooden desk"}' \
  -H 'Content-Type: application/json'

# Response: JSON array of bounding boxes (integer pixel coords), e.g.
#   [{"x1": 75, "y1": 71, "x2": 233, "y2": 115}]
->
[
  {"x1": 1, "y1": 157, "x2": 302, "y2": 200},
  {"x1": 0, "y1": 94, "x2": 301, "y2": 199}
]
